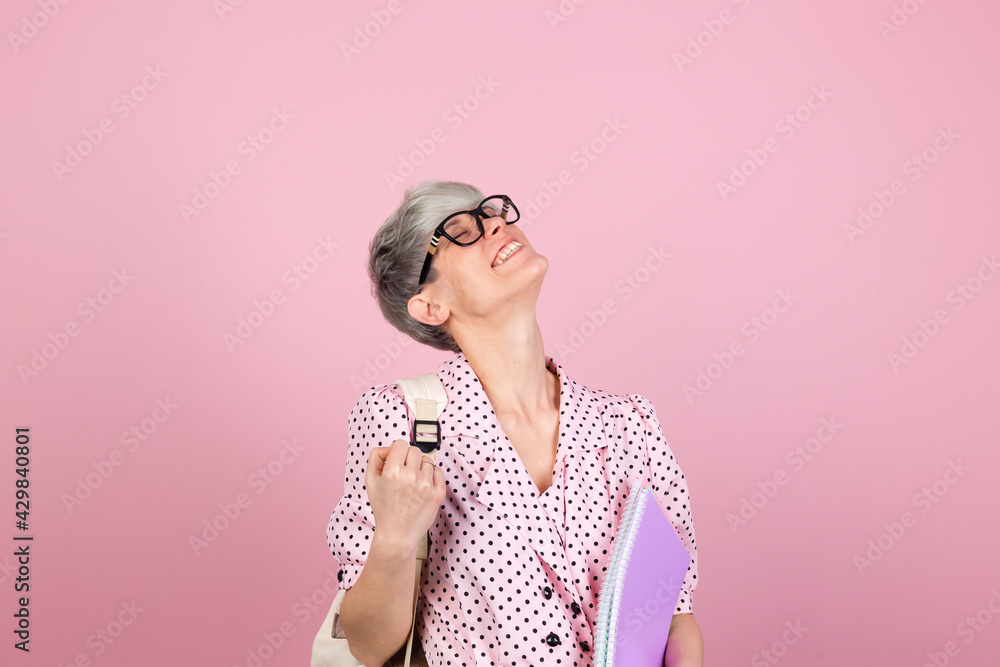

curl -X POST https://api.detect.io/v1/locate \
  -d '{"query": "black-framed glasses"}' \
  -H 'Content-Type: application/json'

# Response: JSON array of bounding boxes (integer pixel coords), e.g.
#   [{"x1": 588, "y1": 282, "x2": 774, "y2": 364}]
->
[{"x1": 417, "y1": 194, "x2": 520, "y2": 286}]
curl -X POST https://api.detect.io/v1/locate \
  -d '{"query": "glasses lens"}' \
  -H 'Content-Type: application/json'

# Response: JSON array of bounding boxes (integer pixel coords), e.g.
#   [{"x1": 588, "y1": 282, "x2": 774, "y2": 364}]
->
[
  {"x1": 480, "y1": 196, "x2": 518, "y2": 223},
  {"x1": 443, "y1": 212, "x2": 480, "y2": 243}
]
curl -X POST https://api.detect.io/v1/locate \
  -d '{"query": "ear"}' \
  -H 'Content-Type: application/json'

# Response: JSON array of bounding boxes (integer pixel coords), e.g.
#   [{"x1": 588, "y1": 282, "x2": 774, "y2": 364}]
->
[{"x1": 408, "y1": 289, "x2": 450, "y2": 328}]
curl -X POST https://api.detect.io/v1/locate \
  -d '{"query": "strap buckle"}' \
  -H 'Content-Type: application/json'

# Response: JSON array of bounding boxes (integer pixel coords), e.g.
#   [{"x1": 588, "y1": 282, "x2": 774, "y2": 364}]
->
[{"x1": 412, "y1": 418, "x2": 440, "y2": 453}]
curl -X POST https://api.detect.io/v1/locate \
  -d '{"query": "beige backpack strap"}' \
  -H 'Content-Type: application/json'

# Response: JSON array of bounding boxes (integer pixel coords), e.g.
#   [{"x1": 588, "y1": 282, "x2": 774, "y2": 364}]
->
[
  {"x1": 393, "y1": 373, "x2": 446, "y2": 667},
  {"x1": 394, "y1": 374, "x2": 448, "y2": 453}
]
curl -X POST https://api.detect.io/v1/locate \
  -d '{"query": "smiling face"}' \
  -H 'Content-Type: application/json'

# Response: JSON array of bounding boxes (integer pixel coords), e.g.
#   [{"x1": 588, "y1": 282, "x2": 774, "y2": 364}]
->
[{"x1": 407, "y1": 208, "x2": 549, "y2": 334}]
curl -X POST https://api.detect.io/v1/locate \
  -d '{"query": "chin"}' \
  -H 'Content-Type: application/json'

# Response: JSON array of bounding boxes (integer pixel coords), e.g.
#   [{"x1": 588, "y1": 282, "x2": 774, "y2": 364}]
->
[
  {"x1": 518, "y1": 253, "x2": 549, "y2": 287},
  {"x1": 534, "y1": 252, "x2": 550, "y2": 274}
]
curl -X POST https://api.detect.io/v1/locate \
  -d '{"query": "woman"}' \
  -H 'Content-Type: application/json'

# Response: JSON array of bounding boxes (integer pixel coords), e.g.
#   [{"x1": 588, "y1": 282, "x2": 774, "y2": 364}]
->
[{"x1": 328, "y1": 180, "x2": 703, "y2": 666}]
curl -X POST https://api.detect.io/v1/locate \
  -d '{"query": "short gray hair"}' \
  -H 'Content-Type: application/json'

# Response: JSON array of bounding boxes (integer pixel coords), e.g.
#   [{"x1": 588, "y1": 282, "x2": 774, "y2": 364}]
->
[{"x1": 368, "y1": 180, "x2": 485, "y2": 353}]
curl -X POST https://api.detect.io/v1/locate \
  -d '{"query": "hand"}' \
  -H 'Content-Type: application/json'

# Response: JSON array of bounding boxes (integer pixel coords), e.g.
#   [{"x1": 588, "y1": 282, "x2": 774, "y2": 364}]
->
[{"x1": 365, "y1": 439, "x2": 446, "y2": 553}]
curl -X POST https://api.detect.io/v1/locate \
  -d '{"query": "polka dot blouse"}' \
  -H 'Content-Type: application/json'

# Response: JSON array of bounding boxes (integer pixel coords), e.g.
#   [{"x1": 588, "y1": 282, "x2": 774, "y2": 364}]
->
[{"x1": 327, "y1": 352, "x2": 698, "y2": 666}]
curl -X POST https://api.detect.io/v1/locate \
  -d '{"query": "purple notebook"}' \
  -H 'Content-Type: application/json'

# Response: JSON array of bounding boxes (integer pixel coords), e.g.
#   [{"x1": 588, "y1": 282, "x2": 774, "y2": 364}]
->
[{"x1": 594, "y1": 483, "x2": 692, "y2": 666}]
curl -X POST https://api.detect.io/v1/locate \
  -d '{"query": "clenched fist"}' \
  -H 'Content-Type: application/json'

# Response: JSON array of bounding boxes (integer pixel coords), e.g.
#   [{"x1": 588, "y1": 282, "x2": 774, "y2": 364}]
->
[{"x1": 366, "y1": 439, "x2": 446, "y2": 552}]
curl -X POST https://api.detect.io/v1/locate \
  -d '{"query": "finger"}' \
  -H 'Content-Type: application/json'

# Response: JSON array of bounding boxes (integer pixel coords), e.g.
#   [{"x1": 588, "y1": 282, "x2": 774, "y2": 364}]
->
[
  {"x1": 368, "y1": 446, "x2": 390, "y2": 477},
  {"x1": 432, "y1": 464, "x2": 446, "y2": 492},
  {"x1": 403, "y1": 444, "x2": 431, "y2": 469},
  {"x1": 384, "y1": 439, "x2": 410, "y2": 467},
  {"x1": 417, "y1": 455, "x2": 436, "y2": 485}
]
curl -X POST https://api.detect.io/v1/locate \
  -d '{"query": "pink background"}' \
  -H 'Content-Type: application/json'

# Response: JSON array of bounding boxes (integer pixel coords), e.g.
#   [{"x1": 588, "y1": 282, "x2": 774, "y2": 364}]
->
[{"x1": 3, "y1": 1, "x2": 999, "y2": 665}]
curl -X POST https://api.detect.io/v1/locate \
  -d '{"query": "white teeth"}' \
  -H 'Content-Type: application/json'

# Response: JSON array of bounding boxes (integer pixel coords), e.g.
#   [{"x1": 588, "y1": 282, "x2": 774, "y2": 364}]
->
[{"x1": 494, "y1": 241, "x2": 523, "y2": 267}]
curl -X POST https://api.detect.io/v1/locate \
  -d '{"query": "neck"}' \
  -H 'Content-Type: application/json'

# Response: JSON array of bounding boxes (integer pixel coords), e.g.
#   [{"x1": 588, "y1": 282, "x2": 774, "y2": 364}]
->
[{"x1": 453, "y1": 316, "x2": 557, "y2": 419}]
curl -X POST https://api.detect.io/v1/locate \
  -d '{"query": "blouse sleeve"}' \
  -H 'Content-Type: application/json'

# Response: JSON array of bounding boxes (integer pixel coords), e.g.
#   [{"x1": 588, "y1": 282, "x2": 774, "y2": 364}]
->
[
  {"x1": 624, "y1": 392, "x2": 699, "y2": 615},
  {"x1": 326, "y1": 383, "x2": 411, "y2": 591}
]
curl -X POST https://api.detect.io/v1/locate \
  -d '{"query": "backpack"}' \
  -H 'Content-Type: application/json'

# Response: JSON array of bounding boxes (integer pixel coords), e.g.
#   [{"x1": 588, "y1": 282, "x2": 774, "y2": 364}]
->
[{"x1": 310, "y1": 372, "x2": 447, "y2": 667}]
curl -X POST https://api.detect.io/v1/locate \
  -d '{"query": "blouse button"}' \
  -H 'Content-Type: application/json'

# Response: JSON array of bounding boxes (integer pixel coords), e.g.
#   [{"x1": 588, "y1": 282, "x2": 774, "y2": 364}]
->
[
  {"x1": 571, "y1": 601, "x2": 581, "y2": 616},
  {"x1": 546, "y1": 632, "x2": 561, "y2": 647},
  {"x1": 542, "y1": 586, "x2": 552, "y2": 599},
  {"x1": 580, "y1": 640, "x2": 591, "y2": 652}
]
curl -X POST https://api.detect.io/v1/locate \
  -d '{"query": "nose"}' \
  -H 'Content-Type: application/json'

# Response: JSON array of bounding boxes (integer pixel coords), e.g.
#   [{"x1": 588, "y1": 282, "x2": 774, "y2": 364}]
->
[{"x1": 481, "y1": 213, "x2": 508, "y2": 238}]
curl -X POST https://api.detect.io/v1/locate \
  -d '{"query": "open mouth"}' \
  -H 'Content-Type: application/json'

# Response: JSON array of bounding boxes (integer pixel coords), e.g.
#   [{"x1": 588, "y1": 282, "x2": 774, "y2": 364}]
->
[{"x1": 492, "y1": 241, "x2": 523, "y2": 268}]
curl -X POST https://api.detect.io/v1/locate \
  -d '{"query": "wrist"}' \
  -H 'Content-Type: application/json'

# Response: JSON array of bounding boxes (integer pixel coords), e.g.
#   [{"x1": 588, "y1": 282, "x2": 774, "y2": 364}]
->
[{"x1": 370, "y1": 528, "x2": 420, "y2": 562}]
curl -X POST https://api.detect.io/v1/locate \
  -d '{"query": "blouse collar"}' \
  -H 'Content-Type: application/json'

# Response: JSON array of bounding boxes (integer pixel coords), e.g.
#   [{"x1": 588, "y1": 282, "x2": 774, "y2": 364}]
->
[{"x1": 433, "y1": 350, "x2": 610, "y2": 455}]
